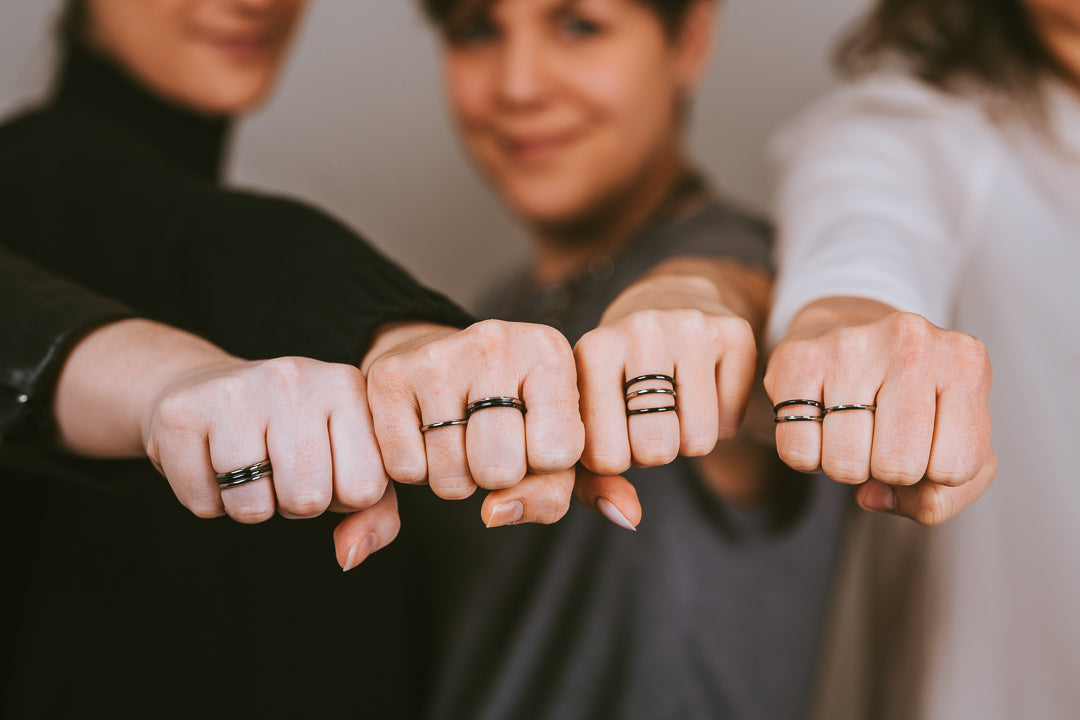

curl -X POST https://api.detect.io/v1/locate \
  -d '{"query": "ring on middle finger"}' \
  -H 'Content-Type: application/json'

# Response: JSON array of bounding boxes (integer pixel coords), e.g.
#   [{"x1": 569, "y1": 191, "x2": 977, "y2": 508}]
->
[
  {"x1": 773, "y1": 399, "x2": 825, "y2": 423},
  {"x1": 465, "y1": 396, "x2": 527, "y2": 418},
  {"x1": 625, "y1": 374, "x2": 678, "y2": 417}
]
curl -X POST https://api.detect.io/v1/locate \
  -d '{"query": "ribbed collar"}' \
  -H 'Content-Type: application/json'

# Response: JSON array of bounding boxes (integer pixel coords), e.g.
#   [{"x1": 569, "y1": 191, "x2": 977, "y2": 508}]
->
[{"x1": 52, "y1": 43, "x2": 230, "y2": 182}]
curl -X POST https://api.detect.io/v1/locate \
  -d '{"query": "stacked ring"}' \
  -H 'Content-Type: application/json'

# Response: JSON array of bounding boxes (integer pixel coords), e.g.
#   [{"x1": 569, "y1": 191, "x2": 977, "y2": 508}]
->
[
  {"x1": 216, "y1": 459, "x2": 272, "y2": 490},
  {"x1": 466, "y1": 396, "x2": 527, "y2": 417},
  {"x1": 773, "y1": 399, "x2": 825, "y2": 424},
  {"x1": 625, "y1": 374, "x2": 677, "y2": 417}
]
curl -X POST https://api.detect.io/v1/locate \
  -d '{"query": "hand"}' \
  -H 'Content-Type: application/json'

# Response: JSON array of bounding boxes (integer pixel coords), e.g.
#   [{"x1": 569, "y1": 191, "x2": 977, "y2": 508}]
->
[
  {"x1": 143, "y1": 355, "x2": 389, "y2": 524},
  {"x1": 764, "y1": 299, "x2": 995, "y2": 525},
  {"x1": 361, "y1": 319, "x2": 584, "y2": 528},
  {"x1": 572, "y1": 270, "x2": 761, "y2": 527}
]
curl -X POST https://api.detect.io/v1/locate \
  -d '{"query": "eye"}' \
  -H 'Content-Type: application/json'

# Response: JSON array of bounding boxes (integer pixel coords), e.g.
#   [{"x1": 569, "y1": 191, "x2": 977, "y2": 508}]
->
[
  {"x1": 556, "y1": 14, "x2": 602, "y2": 41},
  {"x1": 445, "y1": 16, "x2": 500, "y2": 47}
]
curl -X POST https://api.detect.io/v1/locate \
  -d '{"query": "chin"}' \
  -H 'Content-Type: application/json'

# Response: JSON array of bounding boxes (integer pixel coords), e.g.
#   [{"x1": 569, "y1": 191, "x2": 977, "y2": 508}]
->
[
  {"x1": 502, "y1": 180, "x2": 598, "y2": 229},
  {"x1": 185, "y1": 78, "x2": 271, "y2": 116}
]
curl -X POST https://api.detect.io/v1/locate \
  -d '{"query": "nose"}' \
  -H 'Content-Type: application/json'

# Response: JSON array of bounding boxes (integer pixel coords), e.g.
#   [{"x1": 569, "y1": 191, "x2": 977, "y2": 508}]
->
[{"x1": 496, "y1": 31, "x2": 550, "y2": 109}]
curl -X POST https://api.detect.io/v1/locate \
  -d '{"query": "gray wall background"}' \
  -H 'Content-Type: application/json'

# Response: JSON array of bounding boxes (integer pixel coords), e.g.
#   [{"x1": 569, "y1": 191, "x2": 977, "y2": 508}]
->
[{"x1": 0, "y1": 0, "x2": 868, "y2": 309}]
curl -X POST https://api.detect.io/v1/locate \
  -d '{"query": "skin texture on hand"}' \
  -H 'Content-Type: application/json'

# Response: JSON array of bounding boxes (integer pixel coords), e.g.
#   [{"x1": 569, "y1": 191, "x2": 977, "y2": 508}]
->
[
  {"x1": 54, "y1": 318, "x2": 391, "y2": 524},
  {"x1": 570, "y1": 257, "x2": 773, "y2": 527},
  {"x1": 764, "y1": 297, "x2": 995, "y2": 526}
]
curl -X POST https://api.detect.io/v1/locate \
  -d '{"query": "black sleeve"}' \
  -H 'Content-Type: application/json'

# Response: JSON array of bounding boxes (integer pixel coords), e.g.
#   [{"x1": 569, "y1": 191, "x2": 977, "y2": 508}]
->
[
  {"x1": 0, "y1": 110, "x2": 474, "y2": 366},
  {"x1": 0, "y1": 246, "x2": 136, "y2": 442}
]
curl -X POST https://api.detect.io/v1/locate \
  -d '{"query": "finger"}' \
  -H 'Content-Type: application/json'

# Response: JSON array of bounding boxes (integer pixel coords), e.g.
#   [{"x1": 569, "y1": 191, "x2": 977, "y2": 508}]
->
[
  {"x1": 624, "y1": 366, "x2": 680, "y2": 468},
  {"x1": 820, "y1": 378, "x2": 878, "y2": 485},
  {"x1": 572, "y1": 466, "x2": 641, "y2": 530},
  {"x1": 366, "y1": 360, "x2": 428, "y2": 485},
  {"x1": 674, "y1": 352, "x2": 720, "y2": 457},
  {"x1": 327, "y1": 385, "x2": 391, "y2": 512},
  {"x1": 576, "y1": 329, "x2": 632, "y2": 475},
  {"x1": 764, "y1": 344, "x2": 825, "y2": 473},
  {"x1": 520, "y1": 332, "x2": 584, "y2": 474},
  {"x1": 267, "y1": 401, "x2": 333, "y2": 519},
  {"x1": 419, "y1": 390, "x2": 474, "y2": 501},
  {"x1": 332, "y1": 483, "x2": 402, "y2": 571},
  {"x1": 209, "y1": 419, "x2": 276, "y2": 524},
  {"x1": 714, "y1": 320, "x2": 757, "y2": 438},
  {"x1": 926, "y1": 351, "x2": 993, "y2": 486},
  {"x1": 155, "y1": 428, "x2": 225, "y2": 519},
  {"x1": 466, "y1": 394, "x2": 528, "y2": 490},
  {"x1": 481, "y1": 467, "x2": 575, "y2": 527},
  {"x1": 857, "y1": 447, "x2": 996, "y2": 525},
  {"x1": 870, "y1": 376, "x2": 934, "y2": 486}
]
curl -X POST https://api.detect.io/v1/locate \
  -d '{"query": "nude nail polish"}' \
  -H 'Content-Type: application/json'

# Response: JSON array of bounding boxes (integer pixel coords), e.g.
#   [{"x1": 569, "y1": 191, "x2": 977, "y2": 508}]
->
[
  {"x1": 597, "y1": 497, "x2": 637, "y2": 531},
  {"x1": 342, "y1": 532, "x2": 378, "y2": 572},
  {"x1": 486, "y1": 500, "x2": 525, "y2": 528}
]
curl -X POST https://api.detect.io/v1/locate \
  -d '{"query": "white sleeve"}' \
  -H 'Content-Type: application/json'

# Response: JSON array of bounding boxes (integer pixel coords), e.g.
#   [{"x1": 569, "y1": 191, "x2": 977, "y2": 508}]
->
[{"x1": 765, "y1": 80, "x2": 994, "y2": 348}]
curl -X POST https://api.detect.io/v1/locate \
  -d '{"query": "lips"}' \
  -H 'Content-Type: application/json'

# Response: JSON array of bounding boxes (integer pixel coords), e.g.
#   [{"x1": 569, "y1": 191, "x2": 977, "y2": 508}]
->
[
  {"x1": 497, "y1": 128, "x2": 582, "y2": 163},
  {"x1": 195, "y1": 27, "x2": 279, "y2": 56}
]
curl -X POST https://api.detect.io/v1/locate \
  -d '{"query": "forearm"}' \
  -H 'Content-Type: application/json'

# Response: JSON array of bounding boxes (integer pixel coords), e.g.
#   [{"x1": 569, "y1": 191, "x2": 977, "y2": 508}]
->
[
  {"x1": 603, "y1": 256, "x2": 771, "y2": 337},
  {"x1": 54, "y1": 318, "x2": 231, "y2": 458}
]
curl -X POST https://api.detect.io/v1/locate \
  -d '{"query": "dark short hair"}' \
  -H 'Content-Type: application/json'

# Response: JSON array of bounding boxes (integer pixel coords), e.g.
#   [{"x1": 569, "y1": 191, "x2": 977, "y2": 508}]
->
[
  {"x1": 419, "y1": 0, "x2": 700, "y2": 37},
  {"x1": 836, "y1": 0, "x2": 1071, "y2": 107}
]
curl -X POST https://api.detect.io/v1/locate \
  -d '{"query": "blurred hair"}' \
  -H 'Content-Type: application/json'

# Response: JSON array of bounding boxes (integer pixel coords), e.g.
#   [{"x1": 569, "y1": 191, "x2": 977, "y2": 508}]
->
[
  {"x1": 836, "y1": 0, "x2": 1071, "y2": 108},
  {"x1": 57, "y1": 0, "x2": 88, "y2": 49},
  {"x1": 420, "y1": 0, "x2": 701, "y2": 37}
]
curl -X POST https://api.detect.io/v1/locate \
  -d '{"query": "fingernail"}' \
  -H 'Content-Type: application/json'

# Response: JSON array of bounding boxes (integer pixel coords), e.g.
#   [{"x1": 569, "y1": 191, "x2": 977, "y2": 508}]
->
[
  {"x1": 486, "y1": 500, "x2": 524, "y2": 528},
  {"x1": 342, "y1": 532, "x2": 378, "y2": 572},
  {"x1": 597, "y1": 497, "x2": 637, "y2": 531},
  {"x1": 863, "y1": 482, "x2": 896, "y2": 512}
]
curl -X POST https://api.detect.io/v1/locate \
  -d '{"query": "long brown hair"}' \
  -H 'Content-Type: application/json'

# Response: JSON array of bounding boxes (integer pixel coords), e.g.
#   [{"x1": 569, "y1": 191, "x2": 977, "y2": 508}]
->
[{"x1": 836, "y1": 0, "x2": 1071, "y2": 108}]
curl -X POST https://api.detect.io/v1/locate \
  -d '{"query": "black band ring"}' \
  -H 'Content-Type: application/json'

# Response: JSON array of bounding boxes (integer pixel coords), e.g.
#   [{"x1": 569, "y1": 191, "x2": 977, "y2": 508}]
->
[
  {"x1": 465, "y1": 396, "x2": 527, "y2": 418},
  {"x1": 773, "y1": 399, "x2": 825, "y2": 414},
  {"x1": 216, "y1": 459, "x2": 272, "y2": 490},
  {"x1": 420, "y1": 418, "x2": 468, "y2": 433},
  {"x1": 824, "y1": 404, "x2": 877, "y2": 415},
  {"x1": 625, "y1": 387, "x2": 677, "y2": 401},
  {"x1": 774, "y1": 415, "x2": 825, "y2": 424},
  {"x1": 627, "y1": 405, "x2": 678, "y2": 416},
  {"x1": 623, "y1": 374, "x2": 675, "y2": 393}
]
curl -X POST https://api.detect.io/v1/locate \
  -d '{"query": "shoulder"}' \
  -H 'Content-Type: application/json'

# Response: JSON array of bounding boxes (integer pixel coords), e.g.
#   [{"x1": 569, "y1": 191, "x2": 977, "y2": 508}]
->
[{"x1": 652, "y1": 196, "x2": 773, "y2": 270}]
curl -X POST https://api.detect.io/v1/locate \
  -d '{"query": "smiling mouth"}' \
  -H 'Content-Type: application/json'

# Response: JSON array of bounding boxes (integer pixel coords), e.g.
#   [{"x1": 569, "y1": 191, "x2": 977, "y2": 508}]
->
[
  {"x1": 197, "y1": 28, "x2": 279, "y2": 55},
  {"x1": 499, "y1": 130, "x2": 581, "y2": 163}
]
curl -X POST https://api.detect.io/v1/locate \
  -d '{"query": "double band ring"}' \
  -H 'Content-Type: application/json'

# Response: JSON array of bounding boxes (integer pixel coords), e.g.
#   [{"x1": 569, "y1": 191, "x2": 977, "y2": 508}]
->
[
  {"x1": 466, "y1": 396, "x2": 527, "y2": 418},
  {"x1": 774, "y1": 399, "x2": 824, "y2": 424},
  {"x1": 625, "y1": 374, "x2": 677, "y2": 417},
  {"x1": 216, "y1": 459, "x2": 272, "y2": 490}
]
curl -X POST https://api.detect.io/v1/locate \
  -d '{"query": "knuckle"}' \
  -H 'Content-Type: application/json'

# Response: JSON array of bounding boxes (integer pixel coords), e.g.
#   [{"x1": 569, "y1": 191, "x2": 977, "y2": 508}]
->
[
  {"x1": 681, "y1": 435, "x2": 717, "y2": 457},
  {"x1": 337, "y1": 479, "x2": 387, "y2": 510},
  {"x1": 281, "y1": 492, "x2": 331, "y2": 518},
  {"x1": 472, "y1": 460, "x2": 525, "y2": 488},
  {"x1": 529, "y1": 485, "x2": 572, "y2": 525},
  {"x1": 263, "y1": 356, "x2": 308, "y2": 391},
  {"x1": 382, "y1": 461, "x2": 427, "y2": 485},
  {"x1": 821, "y1": 457, "x2": 870, "y2": 485},
  {"x1": 431, "y1": 481, "x2": 476, "y2": 501},
  {"x1": 583, "y1": 450, "x2": 630, "y2": 477}
]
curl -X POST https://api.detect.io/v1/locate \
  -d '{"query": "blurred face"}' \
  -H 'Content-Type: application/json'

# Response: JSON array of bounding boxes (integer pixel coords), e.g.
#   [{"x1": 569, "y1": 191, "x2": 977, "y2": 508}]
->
[
  {"x1": 86, "y1": 0, "x2": 308, "y2": 116},
  {"x1": 441, "y1": 0, "x2": 712, "y2": 230},
  {"x1": 1026, "y1": 0, "x2": 1080, "y2": 83}
]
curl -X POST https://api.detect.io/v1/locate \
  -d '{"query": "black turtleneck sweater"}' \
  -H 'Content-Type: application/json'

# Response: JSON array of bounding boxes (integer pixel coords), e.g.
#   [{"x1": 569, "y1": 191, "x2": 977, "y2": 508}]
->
[
  {"x1": 0, "y1": 46, "x2": 470, "y2": 719},
  {"x1": 0, "y1": 44, "x2": 472, "y2": 444}
]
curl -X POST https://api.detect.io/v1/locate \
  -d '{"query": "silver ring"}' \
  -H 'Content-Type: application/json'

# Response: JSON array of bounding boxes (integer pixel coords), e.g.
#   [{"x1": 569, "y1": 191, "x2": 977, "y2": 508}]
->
[
  {"x1": 465, "y1": 396, "x2": 526, "y2": 418},
  {"x1": 775, "y1": 415, "x2": 824, "y2": 424},
  {"x1": 628, "y1": 405, "x2": 678, "y2": 416},
  {"x1": 216, "y1": 459, "x2": 272, "y2": 490},
  {"x1": 824, "y1": 404, "x2": 877, "y2": 415},
  {"x1": 420, "y1": 418, "x2": 468, "y2": 433}
]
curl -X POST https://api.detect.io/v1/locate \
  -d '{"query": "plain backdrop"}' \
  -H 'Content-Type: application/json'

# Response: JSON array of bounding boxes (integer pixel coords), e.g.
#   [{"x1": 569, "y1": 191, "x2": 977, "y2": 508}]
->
[{"x1": 0, "y1": 0, "x2": 869, "y2": 309}]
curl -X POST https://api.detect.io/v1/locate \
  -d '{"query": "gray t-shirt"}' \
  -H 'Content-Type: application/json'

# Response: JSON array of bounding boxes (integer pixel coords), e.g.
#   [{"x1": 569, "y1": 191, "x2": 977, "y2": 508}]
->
[{"x1": 400, "y1": 197, "x2": 847, "y2": 720}]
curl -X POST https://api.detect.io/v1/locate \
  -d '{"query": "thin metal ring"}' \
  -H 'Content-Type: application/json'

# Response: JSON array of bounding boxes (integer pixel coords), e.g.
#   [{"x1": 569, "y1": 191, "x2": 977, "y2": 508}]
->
[
  {"x1": 465, "y1": 396, "x2": 527, "y2": 418},
  {"x1": 627, "y1": 405, "x2": 678, "y2": 416},
  {"x1": 774, "y1": 415, "x2": 825, "y2": 424},
  {"x1": 824, "y1": 404, "x2": 877, "y2": 415},
  {"x1": 773, "y1": 399, "x2": 825, "y2": 413},
  {"x1": 625, "y1": 387, "x2": 677, "y2": 401},
  {"x1": 420, "y1": 418, "x2": 468, "y2": 433},
  {"x1": 623, "y1": 374, "x2": 675, "y2": 393},
  {"x1": 216, "y1": 459, "x2": 272, "y2": 490}
]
